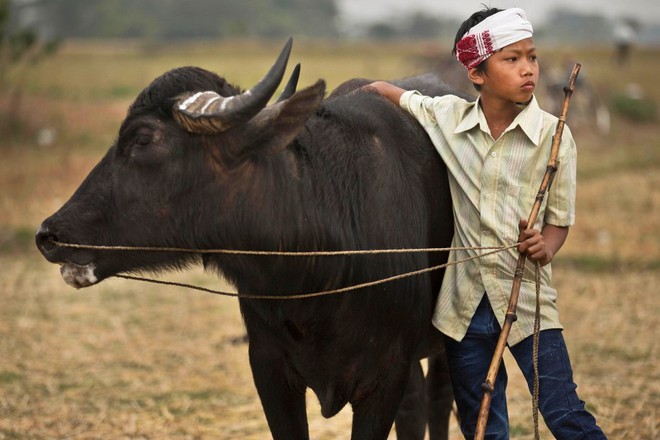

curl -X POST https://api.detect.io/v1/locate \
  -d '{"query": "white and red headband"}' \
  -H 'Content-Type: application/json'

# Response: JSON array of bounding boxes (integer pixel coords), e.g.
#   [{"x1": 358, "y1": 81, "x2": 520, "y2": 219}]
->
[{"x1": 455, "y1": 8, "x2": 533, "y2": 69}]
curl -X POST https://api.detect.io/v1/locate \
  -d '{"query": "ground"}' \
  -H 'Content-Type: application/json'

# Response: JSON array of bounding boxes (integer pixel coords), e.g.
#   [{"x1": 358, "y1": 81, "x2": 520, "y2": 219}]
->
[{"x1": 0, "y1": 40, "x2": 658, "y2": 439}]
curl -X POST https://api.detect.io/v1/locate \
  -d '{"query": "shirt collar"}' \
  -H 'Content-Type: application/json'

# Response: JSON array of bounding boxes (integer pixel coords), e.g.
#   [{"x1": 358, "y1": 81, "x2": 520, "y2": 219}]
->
[{"x1": 454, "y1": 95, "x2": 544, "y2": 146}]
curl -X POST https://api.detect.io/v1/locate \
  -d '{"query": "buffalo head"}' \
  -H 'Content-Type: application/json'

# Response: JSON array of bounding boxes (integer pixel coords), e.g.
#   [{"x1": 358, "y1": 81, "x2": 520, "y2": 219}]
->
[{"x1": 36, "y1": 39, "x2": 325, "y2": 288}]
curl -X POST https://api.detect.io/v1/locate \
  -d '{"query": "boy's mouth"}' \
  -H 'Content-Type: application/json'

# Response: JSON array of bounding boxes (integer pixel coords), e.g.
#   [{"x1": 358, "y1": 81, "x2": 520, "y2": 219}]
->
[{"x1": 522, "y1": 81, "x2": 535, "y2": 91}]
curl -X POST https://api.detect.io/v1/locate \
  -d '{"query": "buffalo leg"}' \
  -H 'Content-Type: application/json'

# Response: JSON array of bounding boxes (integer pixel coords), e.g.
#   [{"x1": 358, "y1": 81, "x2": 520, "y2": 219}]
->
[
  {"x1": 427, "y1": 351, "x2": 453, "y2": 440},
  {"x1": 394, "y1": 361, "x2": 428, "y2": 440},
  {"x1": 350, "y1": 361, "x2": 411, "y2": 440},
  {"x1": 249, "y1": 344, "x2": 309, "y2": 440}
]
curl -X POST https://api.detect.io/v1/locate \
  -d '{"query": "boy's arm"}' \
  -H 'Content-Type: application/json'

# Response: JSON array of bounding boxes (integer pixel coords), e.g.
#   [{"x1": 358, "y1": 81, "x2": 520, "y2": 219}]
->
[
  {"x1": 517, "y1": 220, "x2": 569, "y2": 266},
  {"x1": 367, "y1": 81, "x2": 407, "y2": 105}
]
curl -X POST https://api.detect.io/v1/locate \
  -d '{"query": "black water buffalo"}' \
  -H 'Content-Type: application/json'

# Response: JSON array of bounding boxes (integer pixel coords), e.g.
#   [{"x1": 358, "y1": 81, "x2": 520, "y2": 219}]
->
[{"x1": 36, "y1": 39, "x2": 457, "y2": 439}]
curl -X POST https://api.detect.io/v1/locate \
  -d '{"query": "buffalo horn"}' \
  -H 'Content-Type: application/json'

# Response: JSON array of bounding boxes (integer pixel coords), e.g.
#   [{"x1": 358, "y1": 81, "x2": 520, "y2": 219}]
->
[
  {"x1": 173, "y1": 37, "x2": 293, "y2": 134},
  {"x1": 275, "y1": 63, "x2": 301, "y2": 103}
]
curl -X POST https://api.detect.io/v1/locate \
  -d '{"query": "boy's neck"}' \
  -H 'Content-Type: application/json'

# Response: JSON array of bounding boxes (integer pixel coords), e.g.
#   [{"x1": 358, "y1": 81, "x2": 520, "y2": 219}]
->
[{"x1": 479, "y1": 95, "x2": 524, "y2": 140}]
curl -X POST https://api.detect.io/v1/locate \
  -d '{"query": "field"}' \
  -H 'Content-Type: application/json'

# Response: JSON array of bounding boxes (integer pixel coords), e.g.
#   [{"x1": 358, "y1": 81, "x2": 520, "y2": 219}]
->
[{"x1": 1, "y1": 39, "x2": 658, "y2": 439}]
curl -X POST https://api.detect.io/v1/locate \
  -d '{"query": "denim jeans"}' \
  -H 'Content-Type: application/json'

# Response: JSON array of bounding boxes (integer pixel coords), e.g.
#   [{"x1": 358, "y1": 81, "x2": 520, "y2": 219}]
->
[{"x1": 444, "y1": 295, "x2": 607, "y2": 439}]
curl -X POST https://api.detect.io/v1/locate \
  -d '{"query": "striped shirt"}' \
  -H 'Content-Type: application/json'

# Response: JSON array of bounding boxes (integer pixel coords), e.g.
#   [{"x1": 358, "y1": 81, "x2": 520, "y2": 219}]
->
[{"x1": 400, "y1": 91, "x2": 576, "y2": 345}]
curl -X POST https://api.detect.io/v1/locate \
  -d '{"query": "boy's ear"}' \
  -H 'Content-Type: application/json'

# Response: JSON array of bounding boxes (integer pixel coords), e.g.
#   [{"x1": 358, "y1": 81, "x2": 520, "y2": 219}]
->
[{"x1": 467, "y1": 67, "x2": 485, "y2": 87}]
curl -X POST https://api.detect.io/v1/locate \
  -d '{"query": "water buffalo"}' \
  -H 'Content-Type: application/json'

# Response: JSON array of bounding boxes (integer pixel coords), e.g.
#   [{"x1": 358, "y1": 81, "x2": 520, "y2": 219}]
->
[{"x1": 36, "y1": 39, "x2": 456, "y2": 439}]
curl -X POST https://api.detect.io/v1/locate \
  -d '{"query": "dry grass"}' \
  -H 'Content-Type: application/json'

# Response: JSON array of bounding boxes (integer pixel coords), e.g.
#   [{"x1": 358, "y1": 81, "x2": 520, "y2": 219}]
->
[{"x1": 0, "y1": 40, "x2": 658, "y2": 439}]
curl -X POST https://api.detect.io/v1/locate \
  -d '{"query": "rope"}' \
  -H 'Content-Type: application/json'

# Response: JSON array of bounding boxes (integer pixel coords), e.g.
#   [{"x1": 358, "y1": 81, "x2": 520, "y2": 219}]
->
[
  {"x1": 102, "y1": 243, "x2": 519, "y2": 300},
  {"x1": 53, "y1": 239, "x2": 542, "y2": 433},
  {"x1": 51, "y1": 240, "x2": 519, "y2": 299},
  {"x1": 52, "y1": 241, "x2": 509, "y2": 256},
  {"x1": 532, "y1": 260, "x2": 541, "y2": 440}
]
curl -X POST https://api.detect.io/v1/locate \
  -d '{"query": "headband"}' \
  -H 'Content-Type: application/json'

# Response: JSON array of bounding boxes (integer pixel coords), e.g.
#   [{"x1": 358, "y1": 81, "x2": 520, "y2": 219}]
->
[{"x1": 455, "y1": 8, "x2": 533, "y2": 69}]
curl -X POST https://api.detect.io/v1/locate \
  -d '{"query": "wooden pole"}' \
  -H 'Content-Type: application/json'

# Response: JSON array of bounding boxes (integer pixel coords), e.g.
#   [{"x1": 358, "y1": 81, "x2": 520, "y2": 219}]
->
[{"x1": 474, "y1": 63, "x2": 582, "y2": 439}]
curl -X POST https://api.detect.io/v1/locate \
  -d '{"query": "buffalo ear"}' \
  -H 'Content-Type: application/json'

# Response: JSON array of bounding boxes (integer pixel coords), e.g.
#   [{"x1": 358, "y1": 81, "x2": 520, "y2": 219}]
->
[{"x1": 244, "y1": 79, "x2": 326, "y2": 152}]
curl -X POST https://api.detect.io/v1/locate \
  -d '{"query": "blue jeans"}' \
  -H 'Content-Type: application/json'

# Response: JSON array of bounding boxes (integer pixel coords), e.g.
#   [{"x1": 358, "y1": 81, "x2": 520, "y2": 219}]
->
[{"x1": 444, "y1": 295, "x2": 606, "y2": 439}]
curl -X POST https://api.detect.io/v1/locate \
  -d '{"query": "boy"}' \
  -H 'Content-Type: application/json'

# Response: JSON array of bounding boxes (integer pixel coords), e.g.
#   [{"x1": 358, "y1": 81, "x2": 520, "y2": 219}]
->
[{"x1": 368, "y1": 7, "x2": 606, "y2": 439}]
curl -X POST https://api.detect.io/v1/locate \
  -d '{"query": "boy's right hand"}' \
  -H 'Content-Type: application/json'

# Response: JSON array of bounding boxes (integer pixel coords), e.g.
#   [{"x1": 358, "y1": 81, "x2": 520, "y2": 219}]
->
[{"x1": 367, "y1": 81, "x2": 406, "y2": 105}]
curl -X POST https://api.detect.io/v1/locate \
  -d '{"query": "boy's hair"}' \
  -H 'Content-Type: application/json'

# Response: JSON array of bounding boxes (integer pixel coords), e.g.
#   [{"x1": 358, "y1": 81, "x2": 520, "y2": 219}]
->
[{"x1": 452, "y1": 7, "x2": 503, "y2": 90}]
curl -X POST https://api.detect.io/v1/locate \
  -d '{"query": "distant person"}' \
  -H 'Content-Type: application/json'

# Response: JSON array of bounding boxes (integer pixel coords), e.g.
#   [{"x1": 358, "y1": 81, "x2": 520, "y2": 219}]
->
[
  {"x1": 366, "y1": 7, "x2": 607, "y2": 439},
  {"x1": 613, "y1": 18, "x2": 639, "y2": 66}
]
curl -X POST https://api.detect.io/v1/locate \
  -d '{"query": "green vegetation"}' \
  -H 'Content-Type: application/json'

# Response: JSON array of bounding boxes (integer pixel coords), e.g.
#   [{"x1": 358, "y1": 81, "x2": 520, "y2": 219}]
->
[
  {"x1": 610, "y1": 94, "x2": 657, "y2": 122},
  {"x1": 0, "y1": 0, "x2": 59, "y2": 136},
  {"x1": 7, "y1": 0, "x2": 339, "y2": 39}
]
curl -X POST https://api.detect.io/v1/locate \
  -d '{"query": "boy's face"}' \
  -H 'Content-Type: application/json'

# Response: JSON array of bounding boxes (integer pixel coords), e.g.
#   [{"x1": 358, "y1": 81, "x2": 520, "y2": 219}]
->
[{"x1": 468, "y1": 37, "x2": 539, "y2": 104}]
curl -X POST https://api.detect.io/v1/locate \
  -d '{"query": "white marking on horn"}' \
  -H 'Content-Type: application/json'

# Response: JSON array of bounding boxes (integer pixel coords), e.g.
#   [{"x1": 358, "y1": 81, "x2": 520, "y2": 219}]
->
[
  {"x1": 200, "y1": 95, "x2": 221, "y2": 113},
  {"x1": 220, "y1": 96, "x2": 234, "y2": 111},
  {"x1": 178, "y1": 92, "x2": 205, "y2": 111},
  {"x1": 218, "y1": 89, "x2": 253, "y2": 112}
]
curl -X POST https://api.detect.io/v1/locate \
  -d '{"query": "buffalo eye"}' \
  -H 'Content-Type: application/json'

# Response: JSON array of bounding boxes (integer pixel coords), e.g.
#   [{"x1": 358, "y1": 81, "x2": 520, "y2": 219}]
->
[
  {"x1": 135, "y1": 133, "x2": 151, "y2": 146},
  {"x1": 127, "y1": 127, "x2": 166, "y2": 166},
  {"x1": 134, "y1": 130, "x2": 153, "y2": 148}
]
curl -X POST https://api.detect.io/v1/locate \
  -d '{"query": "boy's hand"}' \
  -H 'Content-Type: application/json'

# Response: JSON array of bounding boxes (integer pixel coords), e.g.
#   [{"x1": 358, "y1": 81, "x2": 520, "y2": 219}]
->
[
  {"x1": 366, "y1": 81, "x2": 406, "y2": 105},
  {"x1": 517, "y1": 219, "x2": 552, "y2": 266}
]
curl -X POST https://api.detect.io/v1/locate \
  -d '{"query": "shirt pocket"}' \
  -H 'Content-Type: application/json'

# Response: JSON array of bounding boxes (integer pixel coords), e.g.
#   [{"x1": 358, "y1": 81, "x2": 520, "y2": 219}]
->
[{"x1": 503, "y1": 184, "x2": 545, "y2": 241}]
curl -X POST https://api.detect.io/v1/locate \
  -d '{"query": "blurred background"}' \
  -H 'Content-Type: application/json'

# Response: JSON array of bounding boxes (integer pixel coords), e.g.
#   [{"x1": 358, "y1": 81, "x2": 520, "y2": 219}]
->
[
  {"x1": 1, "y1": 0, "x2": 658, "y2": 439},
  {"x1": 5, "y1": 0, "x2": 660, "y2": 42}
]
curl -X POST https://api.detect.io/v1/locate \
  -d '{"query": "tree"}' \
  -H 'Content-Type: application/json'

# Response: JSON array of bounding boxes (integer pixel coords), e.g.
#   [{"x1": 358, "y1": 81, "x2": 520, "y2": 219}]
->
[
  {"x1": 21, "y1": 0, "x2": 340, "y2": 40},
  {"x1": 0, "y1": 0, "x2": 59, "y2": 135}
]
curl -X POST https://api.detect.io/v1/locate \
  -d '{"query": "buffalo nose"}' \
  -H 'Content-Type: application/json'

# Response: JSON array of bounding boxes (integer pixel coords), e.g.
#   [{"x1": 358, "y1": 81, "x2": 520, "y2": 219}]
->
[{"x1": 35, "y1": 222, "x2": 59, "y2": 258}]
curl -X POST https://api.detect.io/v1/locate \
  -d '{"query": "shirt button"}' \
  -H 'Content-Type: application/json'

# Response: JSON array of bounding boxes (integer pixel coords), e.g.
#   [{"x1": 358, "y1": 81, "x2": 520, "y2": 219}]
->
[
  {"x1": 491, "y1": 152, "x2": 497, "y2": 158},
  {"x1": 485, "y1": 193, "x2": 491, "y2": 199}
]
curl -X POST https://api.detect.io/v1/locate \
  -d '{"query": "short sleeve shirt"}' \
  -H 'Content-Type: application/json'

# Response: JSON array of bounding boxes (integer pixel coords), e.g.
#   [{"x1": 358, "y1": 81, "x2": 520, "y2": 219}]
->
[{"x1": 400, "y1": 91, "x2": 577, "y2": 345}]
